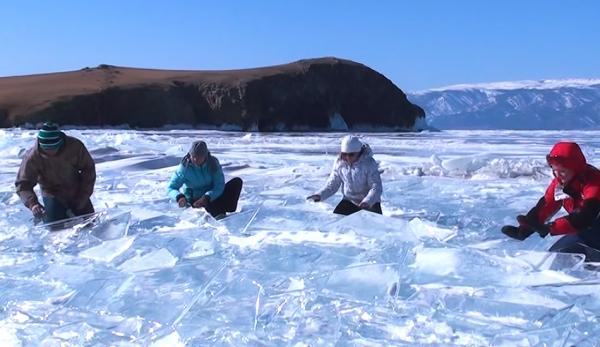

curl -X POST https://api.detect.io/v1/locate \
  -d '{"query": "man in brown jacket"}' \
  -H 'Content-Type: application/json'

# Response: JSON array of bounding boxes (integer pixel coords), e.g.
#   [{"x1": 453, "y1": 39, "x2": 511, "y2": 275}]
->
[{"x1": 15, "y1": 122, "x2": 96, "y2": 223}]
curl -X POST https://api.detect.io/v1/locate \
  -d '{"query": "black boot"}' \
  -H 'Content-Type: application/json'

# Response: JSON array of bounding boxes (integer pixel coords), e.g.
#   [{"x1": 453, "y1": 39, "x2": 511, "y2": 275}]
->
[{"x1": 501, "y1": 225, "x2": 534, "y2": 241}]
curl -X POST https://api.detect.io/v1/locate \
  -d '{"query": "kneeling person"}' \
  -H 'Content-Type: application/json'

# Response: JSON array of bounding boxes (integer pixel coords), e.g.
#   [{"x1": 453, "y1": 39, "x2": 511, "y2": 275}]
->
[
  {"x1": 15, "y1": 122, "x2": 96, "y2": 223},
  {"x1": 168, "y1": 141, "x2": 242, "y2": 218},
  {"x1": 502, "y1": 142, "x2": 600, "y2": 261},
  {"x1": 307, "y1": 135, "x2": 383, "y2": 216}
]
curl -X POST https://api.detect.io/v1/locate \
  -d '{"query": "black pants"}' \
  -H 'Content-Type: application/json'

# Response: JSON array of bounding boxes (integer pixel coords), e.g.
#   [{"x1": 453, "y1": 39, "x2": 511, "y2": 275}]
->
[
  {"x1": 333, "y1": 199, "x2": 382, "y2": 216},
  {"x1": 193, "y1": 178, "x2": 243, "y2": 217},
  {"x1": 549, "y1": 219, "x2": 600, "y2": 262}
]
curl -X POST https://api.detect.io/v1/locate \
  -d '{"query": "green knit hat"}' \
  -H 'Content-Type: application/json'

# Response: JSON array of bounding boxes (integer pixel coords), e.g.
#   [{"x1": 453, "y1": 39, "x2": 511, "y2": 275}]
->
[{"x1": 37, "y1": 122, "x2": 64, "y2": 150}]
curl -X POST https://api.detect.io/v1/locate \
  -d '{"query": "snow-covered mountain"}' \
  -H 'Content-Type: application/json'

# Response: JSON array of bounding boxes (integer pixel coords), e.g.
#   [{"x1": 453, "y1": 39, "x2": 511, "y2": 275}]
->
[{"x1": 408, "y1": 79, "x2": 600, "y2": 130}]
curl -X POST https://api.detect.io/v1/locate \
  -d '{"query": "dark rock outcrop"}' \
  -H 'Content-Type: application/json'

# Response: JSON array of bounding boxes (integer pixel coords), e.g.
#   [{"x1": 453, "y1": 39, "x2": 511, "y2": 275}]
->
[
  {"x1": 0, "y1": 109, "x2": 6, "y2": 126},
  {"x1": 0, "y1": 57, "x2": 425, "y2": 131}
]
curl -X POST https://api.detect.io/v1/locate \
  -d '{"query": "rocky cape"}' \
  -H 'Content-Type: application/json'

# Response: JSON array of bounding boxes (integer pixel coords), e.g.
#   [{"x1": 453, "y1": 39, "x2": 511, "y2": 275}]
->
[{"x1": 0, "y1": 58, "x2": 425, "y2": 131}]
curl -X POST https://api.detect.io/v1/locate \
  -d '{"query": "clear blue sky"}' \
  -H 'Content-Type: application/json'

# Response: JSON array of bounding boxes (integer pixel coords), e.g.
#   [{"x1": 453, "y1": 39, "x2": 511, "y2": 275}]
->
[{"x1": 1, "y1": 0, "x2": 598, "y2": 91}]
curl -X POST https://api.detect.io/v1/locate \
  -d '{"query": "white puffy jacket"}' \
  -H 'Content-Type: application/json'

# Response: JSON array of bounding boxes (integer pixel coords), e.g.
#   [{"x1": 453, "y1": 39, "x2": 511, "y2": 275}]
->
[{"x1": 316, "y1": 144, "x2": 382, "y2": 206}]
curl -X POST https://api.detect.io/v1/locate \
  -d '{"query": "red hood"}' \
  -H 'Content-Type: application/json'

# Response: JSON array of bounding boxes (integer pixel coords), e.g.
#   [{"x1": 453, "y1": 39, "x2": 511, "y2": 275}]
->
[{"x1": 548, "y1": 142, "x2": 587, "y2": 173}]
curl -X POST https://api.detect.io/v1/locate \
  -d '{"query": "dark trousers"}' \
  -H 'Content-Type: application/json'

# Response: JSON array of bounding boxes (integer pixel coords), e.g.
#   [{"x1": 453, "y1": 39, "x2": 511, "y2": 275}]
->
[
  {"x1": 42, "y1": 196, "x2": 94, "y2": 223},
  {"x1": 549, "y1": 219, "x2": 600, "y2": 262},
  {"x1": 333, "y1": 199, "x2": 382, "y2": 216},
  {"x1": 193, "y1": 178, "x2": 243, "y2": 217}
]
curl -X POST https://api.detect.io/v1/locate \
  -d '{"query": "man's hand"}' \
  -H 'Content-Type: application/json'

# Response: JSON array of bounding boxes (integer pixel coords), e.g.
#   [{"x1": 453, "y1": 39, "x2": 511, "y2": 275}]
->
[
  {"x1": 517, "y1": 214, "x2": 550, "y2": 238},
  {"x1": 536, "y1": 223, "x2": 551, "y2": 238},
  {"x1": 71, "y1": 197, "x2": 89, "y2": 212},
  {"x1": 306, "y1": 194, "x2": 321, "y2": 202},
  {"x1": 177, "y1": 196, "x2": 187, "y2": 208},
  {"x1": 359, "y1": 202, "x2": 370, "y2": 209},
  {"x1": 30, "y1": 204, "x2": 45, "y2": 218},
  {"x1": 193, "y1": 196, "x2": 210, "y2": 208}
]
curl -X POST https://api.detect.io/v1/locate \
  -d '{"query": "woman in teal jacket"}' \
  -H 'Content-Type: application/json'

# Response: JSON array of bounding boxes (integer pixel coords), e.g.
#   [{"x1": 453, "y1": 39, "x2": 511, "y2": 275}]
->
[{"x1": 168, "y1": 141, "x2": 242, "y2": 218}]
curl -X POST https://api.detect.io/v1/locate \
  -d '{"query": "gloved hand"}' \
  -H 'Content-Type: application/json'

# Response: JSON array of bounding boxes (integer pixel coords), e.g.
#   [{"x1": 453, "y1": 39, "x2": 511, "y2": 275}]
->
[
  {"x1": 176, "y1": 194, "x2": 188, "y2": 208},
  {"x1": 517, "y1": 215, "x2": 551, "y2": 238},
  {"x1": 72, "y1": 197, "x2": 89, "y2": 211},
  {"x1": 537, "y1": 226, "x2": 551, "y2": 238},
  {"x1": 501, "y1": 225, "x2": 535, "y2": 241},
  {"x1": 306, "y1": 194, "x2": 321, "y2": 202}
]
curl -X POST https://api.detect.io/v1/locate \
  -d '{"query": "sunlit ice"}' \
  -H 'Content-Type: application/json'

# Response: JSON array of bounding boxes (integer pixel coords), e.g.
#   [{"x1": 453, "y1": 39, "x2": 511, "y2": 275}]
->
[{"x1": 1, "y1": 129, "x2": 600, "y2": 345}]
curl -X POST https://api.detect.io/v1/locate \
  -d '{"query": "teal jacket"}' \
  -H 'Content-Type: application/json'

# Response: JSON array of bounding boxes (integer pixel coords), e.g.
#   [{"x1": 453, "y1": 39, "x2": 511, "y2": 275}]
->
[{"x1": 167, "y1": 155, "x2": 225, "y2": 202}]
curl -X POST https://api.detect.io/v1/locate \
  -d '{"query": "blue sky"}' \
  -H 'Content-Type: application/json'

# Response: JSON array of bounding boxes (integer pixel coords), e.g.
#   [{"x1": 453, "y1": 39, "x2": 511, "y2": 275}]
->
[{"x1": 1, "y1": 0, "x2": 598, "y2": 91}]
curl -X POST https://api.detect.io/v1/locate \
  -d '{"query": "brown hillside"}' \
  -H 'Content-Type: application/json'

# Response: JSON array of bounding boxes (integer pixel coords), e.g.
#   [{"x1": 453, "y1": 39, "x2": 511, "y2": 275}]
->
[{"x1": 0, "y1": 57, "x2": 425, "y2": 130}]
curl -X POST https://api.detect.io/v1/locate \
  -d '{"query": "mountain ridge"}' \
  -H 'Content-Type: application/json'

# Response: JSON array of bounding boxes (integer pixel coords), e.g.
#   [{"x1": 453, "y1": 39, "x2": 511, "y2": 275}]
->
[{"x1": 408, "y1": 78, "x2": 600, "y2": 130}]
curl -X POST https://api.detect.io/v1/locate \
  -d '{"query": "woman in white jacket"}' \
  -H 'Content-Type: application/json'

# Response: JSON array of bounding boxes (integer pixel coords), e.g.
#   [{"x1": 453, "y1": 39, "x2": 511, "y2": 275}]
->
[{"x1": 307, "y1": 135, "x2": 383, "y2": 215}]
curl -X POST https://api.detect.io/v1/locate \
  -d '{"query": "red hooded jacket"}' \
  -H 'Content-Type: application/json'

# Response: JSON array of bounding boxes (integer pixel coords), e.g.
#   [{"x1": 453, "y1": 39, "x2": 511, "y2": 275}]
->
[{"x1": 527, "y1": 142, "x2": 600, "y2": 235}]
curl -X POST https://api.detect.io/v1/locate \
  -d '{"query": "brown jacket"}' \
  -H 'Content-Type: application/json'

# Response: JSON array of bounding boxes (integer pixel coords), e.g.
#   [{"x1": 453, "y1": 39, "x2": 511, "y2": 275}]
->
[{"x1": 15, "y1": 135, "x2": 96, "y2": 209}]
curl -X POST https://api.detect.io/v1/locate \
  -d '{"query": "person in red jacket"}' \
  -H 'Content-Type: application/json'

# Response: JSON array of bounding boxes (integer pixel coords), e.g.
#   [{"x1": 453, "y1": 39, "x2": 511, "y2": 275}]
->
[{"x1": 502, "y1": 141, "x2": 600, "y2": 261}]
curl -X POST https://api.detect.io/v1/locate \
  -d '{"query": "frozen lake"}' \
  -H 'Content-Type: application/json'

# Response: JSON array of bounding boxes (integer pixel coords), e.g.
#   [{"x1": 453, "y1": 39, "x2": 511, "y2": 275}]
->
[{"x1": 2, "y1": 129, "x2": 600, "y2": 346}]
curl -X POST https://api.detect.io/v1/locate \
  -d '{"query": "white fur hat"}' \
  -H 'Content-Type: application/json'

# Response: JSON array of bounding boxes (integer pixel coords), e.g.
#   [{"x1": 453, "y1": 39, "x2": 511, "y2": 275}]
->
[{"x1": 340, "y1": 135, "x2": 362, "y2": 153}]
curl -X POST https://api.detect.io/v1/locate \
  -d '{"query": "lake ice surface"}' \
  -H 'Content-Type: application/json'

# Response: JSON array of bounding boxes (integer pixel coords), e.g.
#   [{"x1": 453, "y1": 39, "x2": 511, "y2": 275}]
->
[{"x1": 2, "y1": 129, "x2": 600, "y2": 346}]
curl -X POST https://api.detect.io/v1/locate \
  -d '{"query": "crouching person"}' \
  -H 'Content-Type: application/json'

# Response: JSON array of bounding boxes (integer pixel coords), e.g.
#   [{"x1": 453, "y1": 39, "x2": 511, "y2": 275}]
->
[
  {"x1": 307, "y1": 135, "x2": 383, "y2": 216},
  {"x1": 168, "y1": 141, "x2": 242, "y2": 219},
  {"x1": 502, "y1": 142, "x2": 600, "y2": 261},
  {"x1": 15, "y1": 122, "x2": 96, "y2": 223}
]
